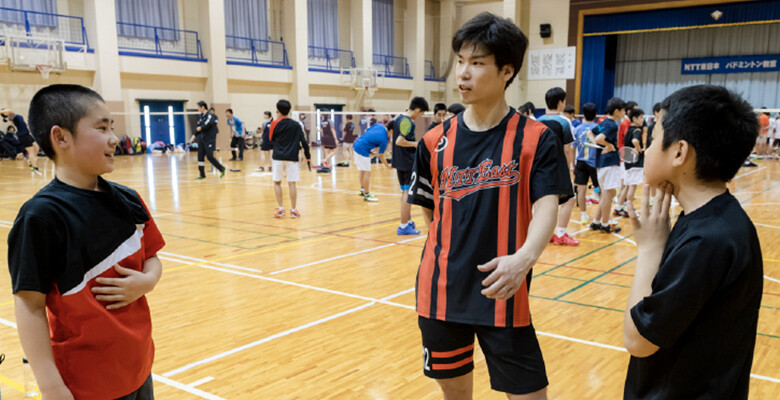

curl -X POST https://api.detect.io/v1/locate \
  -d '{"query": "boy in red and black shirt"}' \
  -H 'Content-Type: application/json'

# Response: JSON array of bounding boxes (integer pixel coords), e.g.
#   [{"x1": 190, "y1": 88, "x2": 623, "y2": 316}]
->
[
  {"x1": 9, "y1": 85, "x2": 164, "y2": 400},
  {"x1": 408, "y1": 12, "x2": 571, "y2": 399}
]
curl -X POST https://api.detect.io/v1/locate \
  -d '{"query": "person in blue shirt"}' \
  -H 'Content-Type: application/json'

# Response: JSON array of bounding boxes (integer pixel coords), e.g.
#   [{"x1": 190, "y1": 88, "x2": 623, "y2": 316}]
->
[
  {"x1": 591, "y1": 97, "x2": 625, "y2": 233},
  {"x1": 538, "y1": 87, "x2": 578, "y2": 246},
  {"x1": 572, "y1": 102, "x2": 601, "y2": 225},
  {"x1": 226, "y1": 108, "x2": 244, "y2": 161},
  {"x1": 352, "y1": 119, "x2": 392, "y2": 202}
]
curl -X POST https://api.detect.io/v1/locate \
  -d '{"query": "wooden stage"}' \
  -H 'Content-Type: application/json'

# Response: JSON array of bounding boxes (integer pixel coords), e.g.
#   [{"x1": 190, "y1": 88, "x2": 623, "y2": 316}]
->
[{"x1": 0, "y1": 148, "x2": 778, "y2": 399}]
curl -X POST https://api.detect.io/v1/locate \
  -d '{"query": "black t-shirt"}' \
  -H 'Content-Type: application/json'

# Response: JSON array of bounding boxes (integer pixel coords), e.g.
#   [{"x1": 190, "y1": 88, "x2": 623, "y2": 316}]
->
[
  {"x1": 624, "y1": 125, "x2": 644, "y2": 169},
  {"x1": 428, "y1": 121, "x2": 440, "y2": 131},
  {"x1": 647, "y1": 122, "x2": 655, "y2": 148},
  {"x1": 392, "y1": 114, "x2": 417, "y2": 171},
  {"x1": 408, "y1": 109, "x2": 573, "y2": 327},
  {"x1": 625, "y1": 192, "x2": 763, "y2": 400},
  {"x1": 270, "y1": 117, "x2": 311, "y2": 162}
]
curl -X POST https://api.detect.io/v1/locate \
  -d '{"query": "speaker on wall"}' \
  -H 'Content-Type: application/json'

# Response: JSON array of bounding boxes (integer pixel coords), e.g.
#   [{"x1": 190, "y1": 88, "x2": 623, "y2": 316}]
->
[{"x1": 540, "y1": 23, "x2": 551, "y2": 38}]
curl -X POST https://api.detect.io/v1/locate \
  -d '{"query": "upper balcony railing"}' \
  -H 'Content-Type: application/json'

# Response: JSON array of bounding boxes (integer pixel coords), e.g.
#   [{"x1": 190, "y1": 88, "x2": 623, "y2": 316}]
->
[
  {"x1": 225, "y1": 35, "x2": 290, "y2": 69},
  {"x1": 373, "y1": 54, "x2": 411, "y2": 79},
  {"x1": 425, "y1": 60, "x2": 445, "y2": 82},
  {"x1": 117, "y1": 22, "x2": 205, "y2": 62},
  {"x1": 308, "y1": 46, "x2": 355, "y2": 73},
  {"x1": 0, "y1": 6, "x2": 89, "y2": 51}
]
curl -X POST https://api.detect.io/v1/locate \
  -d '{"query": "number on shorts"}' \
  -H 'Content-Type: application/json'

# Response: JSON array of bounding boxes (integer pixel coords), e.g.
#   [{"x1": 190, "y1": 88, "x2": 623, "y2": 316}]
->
[
  {"x1": 423, "y1": 347, "x2": 431, "y2": 371},
  {"x1": 409, "y1": 172, "x2": 417, "y2": 196}
]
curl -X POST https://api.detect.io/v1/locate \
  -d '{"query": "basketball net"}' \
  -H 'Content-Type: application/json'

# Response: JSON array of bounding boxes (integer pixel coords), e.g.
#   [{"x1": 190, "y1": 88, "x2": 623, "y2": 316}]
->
[
  {"x1": 36, "y1": 64, "x2": 53, "y2": 80},
  {"x1": 365, "y1": 86, "x2": 376, "y2": 98}
]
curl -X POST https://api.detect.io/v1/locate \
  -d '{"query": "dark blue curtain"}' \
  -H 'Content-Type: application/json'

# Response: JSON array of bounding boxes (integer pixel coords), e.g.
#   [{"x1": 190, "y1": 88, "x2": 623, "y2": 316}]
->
[{"x1": 581, "y1": 35, "x2": 616, "y2": 113}]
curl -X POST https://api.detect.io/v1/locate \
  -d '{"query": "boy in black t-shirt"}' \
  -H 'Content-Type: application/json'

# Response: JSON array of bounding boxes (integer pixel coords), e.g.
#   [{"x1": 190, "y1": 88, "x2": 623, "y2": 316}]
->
[
  {"x1": 393, "y1": 97, "x2": 429, "y2": 235},
  {"x1": 623, "y1": 85, "x2": 763, "y2": 399},
  {"x1": 622, "y1": 108, "x2": 644, "y2": 208},
  {"x1": 9, "y1": 84, "x2": 164, "y2": 399},
  {"x1": 270, "y1": 99, "x2": 311, "y2": 218},
  {"x1": 408, "y1": 12, "x2": 571, "y2": 399},
  {"x1": 428, "y1": 103, "x2": 447, "y2": 130}
]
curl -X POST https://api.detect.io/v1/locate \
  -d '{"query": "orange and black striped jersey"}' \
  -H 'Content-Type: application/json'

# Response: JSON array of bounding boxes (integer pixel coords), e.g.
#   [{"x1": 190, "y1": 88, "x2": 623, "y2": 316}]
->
[{"x1": 408, "y1": 109, "x2": 573, "y2": 327}]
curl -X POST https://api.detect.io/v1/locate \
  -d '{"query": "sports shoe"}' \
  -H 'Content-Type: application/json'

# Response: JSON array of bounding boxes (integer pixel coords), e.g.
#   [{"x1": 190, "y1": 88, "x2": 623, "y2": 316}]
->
[
  {"x1": 195, "y1": 175, "x2": 206, "y2": 180},
  {"x1": 397, "y1": 224, "x2": 421, "y2": 235},
  {"x1": 236, "y1": 157, "x2": 243, "y2": 161},
  {"x1": 220, "y1": 169, "x2": 226, "y2": 178},
  {"x1": 290, "y1": 209, "x2": 301, "y2": 218},
  {"x1": 600, "y1": 224, "x2": 622, "y2": 234},
  {"x1": 580, "y1": 215, "x2": 590, "y2": 225},
  {"x1": 316, "y1": 167, "x2": 331, "y2": 173},
  {"x1": 363, "y1": 193, "x2": 378, "y2": 202},
  {"x1": 359, "y1": 189, "x2": 366, "y2": 197},
  {"x1": 619, "y1": 210, "x2": 629, "y2": 218},
  {"x1": 613, "y1": 208, "x2": 623, "y2": 216},
  {"x1": 549, "y1": 235, "x2": 556, "y2": 243},
  {"x1": 590, "y1": 222, "x2": 601, "y2": 231},
  {"x1": 409, "y1": 220, "x2": 416, "y2": 229},
  {"x1": 256, "y1": 167, "x2": 265, "y2": 171},
  {"x1": 552, "y1": 233, "x2": 580, "y2": 246},
  {"x1": 273, "y1": 208, "x2": 285, "y2": 218}
]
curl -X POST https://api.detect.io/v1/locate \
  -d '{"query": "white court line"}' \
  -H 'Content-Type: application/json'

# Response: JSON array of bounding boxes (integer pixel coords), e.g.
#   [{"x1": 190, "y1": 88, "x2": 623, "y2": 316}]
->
[
  {"x1": 569, "y1": 227, "x2": 591, "y2": 236},
  {"x1": 309, "y1": 181, "x2": 402, "y2": 197},
  {"x1": 152, "y1": 374, "x2": 227, "y2": 400},
  {"x1": 751, "y1": 373, "x2": 780, "y2": 384},
  {"x1": 612, "y1": 233, "x2": 637, "y2": 246},
  {"x1": 187, "y1": 376, "x2": 215, "y2": 387},
  {"x1": 158, "y1": 251, "x2": 263, "y2": 273},
  {"x1": 380, "y1": 288, "x2": 415, "y2": 301},
  {"x1": 765, "y1": 275, "x2": 780, "y2": 284},
  {"x1": 0, "y1": 317, "x2": 17, "y2": 329},
  {"x1": 163, "y1": 302, "x2": 376, "y2": 377},
  {"x1": 740, "y1": 203, "x2": 780, "y2": 207},
  {"x1": 754, "y1": 222, "x2": 780, "y2": 230},
  {"x1": 270, "y1": 243, "x2": 396, "y2": 275},
  {"x1": 536, "y1": 331, "x2": 626, "y2": 352},
  {"x1": 733, "y1": 166, "x2": 766, "y2": 180}
]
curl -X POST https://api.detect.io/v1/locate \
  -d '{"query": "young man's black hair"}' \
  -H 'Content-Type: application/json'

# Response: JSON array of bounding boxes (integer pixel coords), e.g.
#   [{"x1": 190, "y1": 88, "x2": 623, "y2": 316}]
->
[
  {"x1": 545, "y1": 87, "x2": 566, "y2": 110},
  {"x1": 197, "y1": 100, "x2": 207, "y2": 109},
  {"x1": 660, "y1": 85, "x2": 758, "y2": 182},
  {"x1": 582, "y1": 102, "x2": 598, "y2": 121},
  {"x1": 519, "y1": 101, "x2": 536, "y2": 116},
  {"x1": 276, "y1": 100, "x2": 292, "y2": 116},
  {"x1": 409, "y1": 96, "x2": 430, "y2": 112},
  {"x1": 451, "y1": 12, "x2": 528, "y2": 88},
  {"x1": 447, "y1": 103, "x2": 465, "y2": 115},
  {"x1": 652, "y1": 102, "x2": 662, "y2": 114},
  {"x1": 263, "y1": 111, "x2": 272, "y2": 118},
  {"x1": 628, "y1": 108, "x2": 644, "y2": 121},
  {"x1": 28, "y1": 84, "x2": 105, "y2": 159},
  {"x1": 606, "y1": 97, "x2": 626, "y2": 115},
  {"x1": 563, "y1": 104, "x2": 575, "y2": 114},
  {"x1": 226, "y1": 108, "x2": 233, "y2": 114},
  {"x1": 625, "y1": 101, "x2": 638, "y2": 111},
  {"x1": 433, "y1": 103, "x2": 447, "y2": 114}
]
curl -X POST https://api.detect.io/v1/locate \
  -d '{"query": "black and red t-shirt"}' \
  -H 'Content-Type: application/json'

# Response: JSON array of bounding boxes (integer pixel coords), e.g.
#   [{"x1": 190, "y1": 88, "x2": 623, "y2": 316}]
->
[
  {"x1": 408, "y1": 109, "x2": 572, "y2": 327},
  {"x1": 270, "y1": 117, "x2": 311, "y2": 161},
  {"x1": 8, "y1": 177, "x2": 165, "y2": 400}
]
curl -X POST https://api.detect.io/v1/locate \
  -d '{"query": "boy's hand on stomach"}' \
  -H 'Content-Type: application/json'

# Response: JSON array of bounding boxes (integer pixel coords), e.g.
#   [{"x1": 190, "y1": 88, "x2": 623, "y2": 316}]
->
[{"x1": 92, "y1": 265, "x2": 157, "y2": 310}]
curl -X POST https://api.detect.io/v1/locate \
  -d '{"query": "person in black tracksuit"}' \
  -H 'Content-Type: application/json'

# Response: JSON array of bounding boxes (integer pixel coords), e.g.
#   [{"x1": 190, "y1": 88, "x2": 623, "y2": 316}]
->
[{"x1": 192, "y1": 100, "x2": 225, "y2": 179}]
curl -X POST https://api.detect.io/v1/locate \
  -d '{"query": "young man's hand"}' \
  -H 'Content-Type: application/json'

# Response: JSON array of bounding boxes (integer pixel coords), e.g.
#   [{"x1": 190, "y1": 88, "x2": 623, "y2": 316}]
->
[
  {"x1": 627, "y1": 182, "x2": 674, "y2": 251},
  {"x1": 478, "y1": 250, "x2": 536, "y2": 300},
  {"x1": 92, "y1": 264, "x2": 158, "y2": 310},
  {"x1": 604, "y1": 143, "x2": 616, "y2": 153}
]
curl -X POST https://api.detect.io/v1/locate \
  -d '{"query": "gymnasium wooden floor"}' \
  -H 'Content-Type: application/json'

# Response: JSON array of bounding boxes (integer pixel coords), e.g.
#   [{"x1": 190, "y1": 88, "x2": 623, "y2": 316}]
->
[{"x1": 0, "y1": 148, "x2": 778, "y2": 399}]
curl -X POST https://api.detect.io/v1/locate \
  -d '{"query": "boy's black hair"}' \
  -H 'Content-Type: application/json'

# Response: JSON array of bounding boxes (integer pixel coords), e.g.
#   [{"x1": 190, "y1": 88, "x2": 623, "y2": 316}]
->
[
  {"x1": 226, "y1": 108, "x2": 233, "y2": 114},
  {"x1": 606, "y1": 97, "x2": 626, "y2": 115},
  {"x1": 263, "y1": 111, "x2": 272, "y2": 118},
  {"x1": 544, "y1": 87, "x2": 566, "y2": 110},
  {"x1": 447, "y1": 103, "x2": 466, "y2": 115},
  {"x1": 197, "y1": 100, "x2": 207, "y2": 109},
  {"x1": 433, "y1": 103, "x2": 447, "y2": 113},
  {"x1": 276, "y1": 99, "x2": 292, "y2": 116},
  {"x1": 629, "y1": 108, "x2": 644, "y2": 121},
  {"x1": 625, "y1": 101, "x2": 638, "y2": 110},
  {"x1": 652, "y1": 102, "x2": 662, "y2": 114},
  {"x1": 519, "y1": 101, "x2": 535, "y2": 116},
  {"x1": 28, "y1": 84, "x2": 105, "y2": 159},
  {"x1": 582, "y1": 102, "x2": 597, "y2": 121},
  {"x1": 563, "y1": 104, "x2": 575, "y2": 114},
  {"x1": 452, "y1": 12, "x2": 528, "y2": 89},
  {"x1": 660, "y1": 85, "x2": 758, "y2": 182},
  {"x1": 409, "y1": 96, "x2": 430, "y2": 112},
  {"x1": 346, "y1": 114, "x2": 353, "y2": 120}
]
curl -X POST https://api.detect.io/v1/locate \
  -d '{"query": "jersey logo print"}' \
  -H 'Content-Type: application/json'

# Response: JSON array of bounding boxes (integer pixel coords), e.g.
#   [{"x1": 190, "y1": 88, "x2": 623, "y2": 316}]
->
[{"x1": 439, "y1": 159, "x2": 520, "y2": 201}]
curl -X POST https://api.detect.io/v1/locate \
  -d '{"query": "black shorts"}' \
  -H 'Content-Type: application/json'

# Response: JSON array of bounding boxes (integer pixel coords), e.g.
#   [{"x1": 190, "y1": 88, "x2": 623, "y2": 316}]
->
[
  {"x1": 418, "y1": 316, "x2": 548, "y2": 395},
  {"x1": 773, "y1": 138, "x2": 780, "y2": 147},
  {"x1": 397, "y1": 169, "x2": 413, "y2": 190},
  {"x1": 573, "y1": 160, "x2": 599, "y2": 187},
  {"x1": 115, "y1": 374, "x2": 154, "y2": 400},
  {"x1": 19, "y1": 134, "x2": 35, "y2": 148}
]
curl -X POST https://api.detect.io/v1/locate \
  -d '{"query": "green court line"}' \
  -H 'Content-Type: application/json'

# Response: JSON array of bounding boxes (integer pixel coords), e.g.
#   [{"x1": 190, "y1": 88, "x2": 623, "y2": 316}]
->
[
  {"x1": 534, "y1": 234, "x2": 634, "y2": 279},
  {"x1": 761, "y1": 305, "x2": 780, "y2": 311},
  {"x1": 542, "y1": 273, "x2": 631, "y2": 289},
  {"x1": 554, "y1": 256, "x2": 638, "y2": 300},
  {"x1": 757, "y1": 332, "x2": 780, "y2": 339},
  {"x1": 157, "y1": 216, "x2": 299, "y2": 240},
  {"x1": 530, "y1": 294, "x2": 623, "y2": 312}
]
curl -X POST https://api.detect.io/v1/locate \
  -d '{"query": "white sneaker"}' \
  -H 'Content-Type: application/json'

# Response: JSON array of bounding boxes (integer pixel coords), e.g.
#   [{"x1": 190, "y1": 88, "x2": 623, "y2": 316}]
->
[{"x1": 363, "y1": 193, "x2": 378, "y2": 202}]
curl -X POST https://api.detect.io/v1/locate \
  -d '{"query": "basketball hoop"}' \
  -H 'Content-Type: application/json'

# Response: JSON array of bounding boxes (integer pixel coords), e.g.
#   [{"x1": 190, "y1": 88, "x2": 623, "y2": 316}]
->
[
  {"x1": 36, "y1": 64, "x2": 53, "y2": 80},
  {"x1": 365, "y1": 86, "x2": 377, "y2": 97}
]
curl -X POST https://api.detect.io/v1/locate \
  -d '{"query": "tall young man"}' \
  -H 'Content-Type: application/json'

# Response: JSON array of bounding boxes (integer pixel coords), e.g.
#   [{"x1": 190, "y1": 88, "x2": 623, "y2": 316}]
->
[
  {"x1": 191, "y1": 101, "x2": 226, "y2": 179},
  {"x1": 407, "y1": 12, "x2": 571, "y2": 400}
]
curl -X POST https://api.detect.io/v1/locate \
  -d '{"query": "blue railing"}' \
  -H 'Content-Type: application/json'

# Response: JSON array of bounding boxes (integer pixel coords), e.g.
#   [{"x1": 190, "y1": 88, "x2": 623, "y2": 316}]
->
[
  {"x1": 373, "y1": 54, "x2": 411, "y2": 79},
  {"x1": 425, "y1": 60, "x2": 445, "y2": 81},
  {"x1": 225, "y1": 35, "x2": 290, "y2": 69},
  {"x1": 0, "y1": 6, "x2": 90, "y2": 51},
  {"x1": 308, "y1": 46, "x2": 355, "y2": 73},
  {"x1": 116, "y1": 22, "x2": 205, "y2": 62}
]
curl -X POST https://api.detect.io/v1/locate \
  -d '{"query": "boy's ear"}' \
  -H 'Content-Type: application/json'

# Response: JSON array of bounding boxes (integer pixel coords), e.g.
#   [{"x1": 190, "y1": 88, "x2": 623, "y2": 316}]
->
[
  {"x1": 501, "y1": 64, "x2": 514, "y2": 83},
  {"x1": 50, "y1": 125, "x2": 71, "y2": 153},
  {"x1": 671, "y1": 140, "x2": 691, "y2": 168}
]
